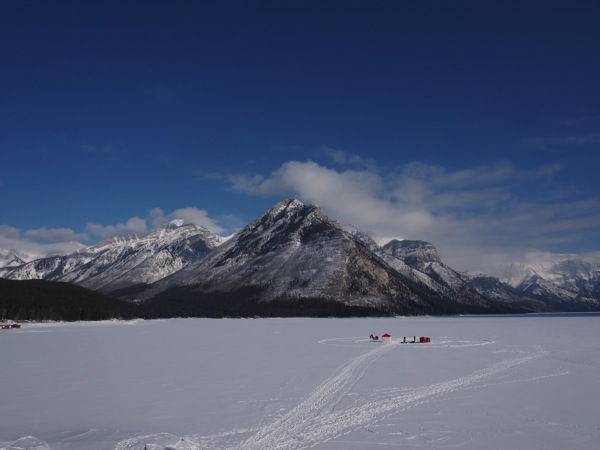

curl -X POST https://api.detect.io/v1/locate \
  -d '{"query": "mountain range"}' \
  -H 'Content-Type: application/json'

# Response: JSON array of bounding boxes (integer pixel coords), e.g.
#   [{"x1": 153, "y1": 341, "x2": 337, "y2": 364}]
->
[{"x1": 2, "y1": 199, "x2": 599, "y2": 316}]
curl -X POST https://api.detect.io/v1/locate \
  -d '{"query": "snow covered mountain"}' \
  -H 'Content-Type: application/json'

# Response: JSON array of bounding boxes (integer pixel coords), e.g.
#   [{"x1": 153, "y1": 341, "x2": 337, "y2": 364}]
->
[
  {"x1": 2, "y1": 199, "x2": 599, "y2": 315},
  {"x1": 342, "y1": 229, "x2": 491, "y2": 308},
  {"x1": 380, "y1": 239, "x2": 490, "y2": 307},
  {"x1": 139, "y1": 199, "x2": 496, "y2": 315},
  {"x1": 461, "y1": 257, "x2": 600, "y2": 311},
  {"x1": 464, "y1": 274, "x2": 554, "y2": 312},
  {"x1": 501, "y1": 259, "x2": 600, "y2": 298},
  {"x1": 329, "y1": 217, "x2": 598, "y2": 312},
  {"x1": 1, "y1": 221, "x2": 223, "y2": 292},
  {"x1": 0, "y1": 249, "x2": 29, "y2": 269}
]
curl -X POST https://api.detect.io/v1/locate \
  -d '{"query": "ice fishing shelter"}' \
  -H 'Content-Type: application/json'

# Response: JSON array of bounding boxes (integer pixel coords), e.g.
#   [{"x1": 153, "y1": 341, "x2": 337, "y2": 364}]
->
[
  {"x1": 382, "y1": 333, "x2": 391, "y2": 342},
  {"x1": 1, "y1": 321, "x2": 20, "y2": 330},
  {"x1": 419, "y1": 336, "x2": 430, "y2": 343}
]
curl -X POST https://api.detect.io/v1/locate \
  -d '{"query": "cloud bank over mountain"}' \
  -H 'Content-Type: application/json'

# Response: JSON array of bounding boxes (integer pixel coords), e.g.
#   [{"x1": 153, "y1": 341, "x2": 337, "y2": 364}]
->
[
  {"x1": 227, "y1": 155, "x2": 600, "y2": 275},
  {"x1": 2, "y1": 154, "x2": 599, "y2": 277},
  {"x1": 0, "y1": 207, "x2": 225, "y2": 261}
]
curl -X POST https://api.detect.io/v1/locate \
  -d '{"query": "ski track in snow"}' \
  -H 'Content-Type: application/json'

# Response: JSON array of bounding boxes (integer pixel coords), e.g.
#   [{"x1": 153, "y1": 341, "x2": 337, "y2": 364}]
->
[{"x1": 115, "y1": 337, "x2": 548, "y2": 450}]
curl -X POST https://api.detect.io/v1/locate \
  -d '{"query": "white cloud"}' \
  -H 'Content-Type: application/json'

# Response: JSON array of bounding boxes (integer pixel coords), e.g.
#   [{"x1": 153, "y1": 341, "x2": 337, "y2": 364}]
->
[
  {"x1": 0, "y1": 224, "x2": 20, "y2": 240},
  {"x1": 0, "y1": 225, "x2": 85, "y2": 260},
  {"x1": 325, "y1": 146, "x2": 377, "y2": 170},
  {"x1": 85, "y1": 216, "x2": 148, "y2": 239},
  {"x1": 148, "y1": 207, "x2": 225, "y2": 234},
  {"x1": 227, "y1": 157, "x2": 599, "y2": 277},
  {"x1": 2, "y1": 153, "x2": 597, "y2": 279},
  {"x1": 25, "y1": 227, "x2": 87, "y2": 242},
  {"x1": 84, "y1": 206, "x2": 229, "y2": 239}
]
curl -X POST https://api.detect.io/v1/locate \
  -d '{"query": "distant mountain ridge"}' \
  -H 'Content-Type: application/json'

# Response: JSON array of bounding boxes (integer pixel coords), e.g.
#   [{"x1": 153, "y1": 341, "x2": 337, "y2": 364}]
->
[
  {"x1": 0, "y1": 221, "x2": 223, "y2": 292},
  {"x1": 500, "y1": 259, "x2": 600, "y2": 299},
  {"x1": 1, "y1": 199, "x2": 599, "y2": 316}
]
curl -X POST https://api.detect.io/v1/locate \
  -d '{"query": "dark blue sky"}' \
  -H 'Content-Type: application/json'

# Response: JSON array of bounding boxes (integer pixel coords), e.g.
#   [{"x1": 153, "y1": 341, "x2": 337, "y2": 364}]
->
[{"x1": 1, "y1": 1, "x2": 599, "y2": 273}]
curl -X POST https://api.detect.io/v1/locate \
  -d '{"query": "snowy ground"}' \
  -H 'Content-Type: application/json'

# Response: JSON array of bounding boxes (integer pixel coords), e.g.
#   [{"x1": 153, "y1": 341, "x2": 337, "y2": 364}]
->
[{"x1": 1, "y1": 315, "x2": 599, "y2": 450}]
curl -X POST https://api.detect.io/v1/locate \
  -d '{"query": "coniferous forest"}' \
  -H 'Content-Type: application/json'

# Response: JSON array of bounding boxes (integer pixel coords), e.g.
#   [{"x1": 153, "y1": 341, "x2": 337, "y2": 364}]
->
[
  {"x1": 0, "y1": 279, "x2": 389, "y2": 321},
  {"x1": 0, "y1": 279, "x2": 154, "y2": 322}
]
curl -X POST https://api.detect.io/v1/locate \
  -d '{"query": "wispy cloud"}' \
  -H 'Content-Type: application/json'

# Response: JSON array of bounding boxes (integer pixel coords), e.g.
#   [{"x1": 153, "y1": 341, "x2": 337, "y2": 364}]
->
[
  {"x1": 81, "y1": 141, "x2": 129, "y2": 155},
  {"x1": 325, "y1": 146, "x2": 378, "y2": 170},
  {"x1": 25, "y1": 227, "x2": 87, "y2": 242},
  {"x1": 80, "y1": 141, "x2": 131, "y2": 170},
  {"x1": 561, "y1": 115, "x2": 600, "y2": 127},
  {"x1": 522, "y1": 133, "x2": 600, "y2": 149},
  {"x1": 140, "y1": 85, "x2": 179, "y2": 102}
]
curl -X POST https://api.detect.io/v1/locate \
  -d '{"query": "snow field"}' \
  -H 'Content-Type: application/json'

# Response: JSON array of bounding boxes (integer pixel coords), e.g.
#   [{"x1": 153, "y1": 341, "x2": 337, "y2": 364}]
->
[{"x1": 1, "y1": 315, "x2": 599, "y2": 449}]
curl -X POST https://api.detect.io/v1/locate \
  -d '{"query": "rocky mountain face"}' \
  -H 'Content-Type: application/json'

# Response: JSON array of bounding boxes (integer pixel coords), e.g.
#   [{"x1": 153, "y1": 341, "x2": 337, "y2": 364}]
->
[
  {"x1": 380, "y1": 239, "x2": 487, "y2": 306},
  {"x1": 2, "y1": 199, "x2": 599, "y2": 315},
  {"x1": 464, "y1": 274, "x2": 554, "y2": 312},
  {"x1": 140, "y1": 199, "x2": 497, "y2": 315},
  {"x1": 0, "y1": 222, "x2": 222, "y2": 292}
]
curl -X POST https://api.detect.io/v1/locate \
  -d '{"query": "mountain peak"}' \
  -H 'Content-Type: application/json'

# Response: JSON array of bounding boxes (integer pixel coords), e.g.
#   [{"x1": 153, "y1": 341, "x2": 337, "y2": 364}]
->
[
  {"x1": 245, "y1": 198, "x2": 329, "y2": 233},
  {"x1": 4, "y1": 198, "x2": 599, "y2": 315},
  {"x1": 2, "y1": 220, "x2": 221, "y2": 291},
  {"x1": 265, "y1": 198, "x2": 306, "y2": 219},
  {"x1": 164, "y1": 219, "x2": 185, "y2": 228},
  {"x1": 383, "y1": 239, "x2": 441, "y2": 267},
  {"x1": 0, "y1": 249, "x2": 30, "y2": 268}
]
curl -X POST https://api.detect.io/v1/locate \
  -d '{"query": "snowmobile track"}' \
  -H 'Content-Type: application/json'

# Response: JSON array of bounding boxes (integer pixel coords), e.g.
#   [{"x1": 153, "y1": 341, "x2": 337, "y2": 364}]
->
[
  {"x1": 229, "y1": 343, "x2": 546, "y2": 450},
  {"x1": 116, "y1": 339, "x2": 547, "y2": 450}
]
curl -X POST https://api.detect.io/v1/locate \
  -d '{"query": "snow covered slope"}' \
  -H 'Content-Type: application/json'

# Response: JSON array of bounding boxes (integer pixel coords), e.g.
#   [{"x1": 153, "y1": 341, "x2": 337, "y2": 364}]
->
[
  {"x1": 2, "y1": 199, "x2": 599, "y2": 313},
  {"x1": 381, "y1": 239, "x2": 490, "y2": 307},
  {"x1": 487, "y1": 257, "x2": 600, "y2": 308},
  {"x1": 1, "y1": 222, "x2": 223, "y2": 291},
  {"x1": 145, "y1": 199, "x2": 484, "y2": 314}
]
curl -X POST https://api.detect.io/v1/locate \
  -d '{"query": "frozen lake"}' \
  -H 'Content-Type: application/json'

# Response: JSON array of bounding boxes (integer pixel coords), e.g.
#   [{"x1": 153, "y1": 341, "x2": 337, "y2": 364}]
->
[{"x1": 1, "y1": 315, "x2": 599, "y2": 449}]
